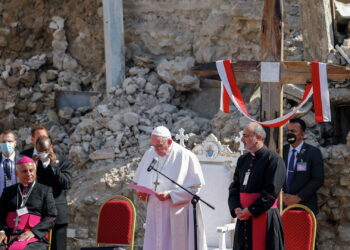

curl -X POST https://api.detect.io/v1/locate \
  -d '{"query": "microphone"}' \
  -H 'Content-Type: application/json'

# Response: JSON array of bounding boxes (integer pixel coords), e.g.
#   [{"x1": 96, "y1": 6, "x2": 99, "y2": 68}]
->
[{"x1": 147, "y1": 158, "x2": 158, "y2": 172}]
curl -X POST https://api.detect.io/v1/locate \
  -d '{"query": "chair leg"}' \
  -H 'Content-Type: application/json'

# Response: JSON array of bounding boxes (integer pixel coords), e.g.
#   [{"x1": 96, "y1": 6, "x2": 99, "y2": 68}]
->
[{"x1": 218, "y1": 231, "x2": 226, "y2": 250}]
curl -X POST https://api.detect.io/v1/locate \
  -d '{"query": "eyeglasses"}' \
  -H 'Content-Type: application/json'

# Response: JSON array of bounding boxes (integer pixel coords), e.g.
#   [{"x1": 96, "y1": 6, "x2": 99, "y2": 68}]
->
[
  {"x1": 152, "y1": 140, "x2": 168, "y2": 149},
  {"x1": 153, "y1": 143, "x2": 165, "y2": 149}
]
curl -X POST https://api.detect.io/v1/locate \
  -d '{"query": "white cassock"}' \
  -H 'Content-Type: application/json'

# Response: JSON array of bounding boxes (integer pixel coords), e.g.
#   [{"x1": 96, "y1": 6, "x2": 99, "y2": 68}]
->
[{"x1": 134, "y1": 142, "x2": 208, "y2": 250}]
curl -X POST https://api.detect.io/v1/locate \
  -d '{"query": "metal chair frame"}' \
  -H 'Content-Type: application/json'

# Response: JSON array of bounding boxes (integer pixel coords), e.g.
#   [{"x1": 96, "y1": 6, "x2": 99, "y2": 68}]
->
[
  {"x1": 281, "y1": 204, "x2": 317, "y2": 250},
  {"x1": 47, "y1": 230, "x2": 52, "y2": 250}
]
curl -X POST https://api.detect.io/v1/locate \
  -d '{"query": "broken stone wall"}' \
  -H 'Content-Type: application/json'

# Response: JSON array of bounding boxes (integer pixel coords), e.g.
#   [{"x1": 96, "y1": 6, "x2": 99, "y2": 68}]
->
[
  {"x1": 0, "y1": 0, "x2": 304, "y2": 70},
  {"x1": 0, "y1": 0, "x2": 105, "y2": 72},
  {"x1": 0, "y1": 0, "x2": 349, "y2": 250}
]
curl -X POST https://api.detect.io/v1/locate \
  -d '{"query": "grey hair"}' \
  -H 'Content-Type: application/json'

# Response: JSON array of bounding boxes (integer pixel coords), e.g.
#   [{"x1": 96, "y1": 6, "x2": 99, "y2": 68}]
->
[
  {"x1": 16, "y1": 162, "x2": 36, "y2": 170},
  {"x1": 253, "y1": 123, "x2": 266, "y2": 141}
]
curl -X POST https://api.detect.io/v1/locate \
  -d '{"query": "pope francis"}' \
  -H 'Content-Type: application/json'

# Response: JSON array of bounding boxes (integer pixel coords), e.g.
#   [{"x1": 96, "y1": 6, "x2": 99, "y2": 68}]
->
[{"x1": 134, "y1": 126, "x2": 207, "y2": 250}]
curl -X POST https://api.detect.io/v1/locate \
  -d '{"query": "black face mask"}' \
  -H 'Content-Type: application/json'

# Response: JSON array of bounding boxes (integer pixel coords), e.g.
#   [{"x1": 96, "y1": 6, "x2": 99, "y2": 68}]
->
[{"x1": 286, "y1": 133, "x2": 297, "y2": 144}]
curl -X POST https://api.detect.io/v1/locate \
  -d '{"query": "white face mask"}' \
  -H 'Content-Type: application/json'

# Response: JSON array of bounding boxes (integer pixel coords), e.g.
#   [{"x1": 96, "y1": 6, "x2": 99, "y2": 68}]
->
[
  {"x1": 1, "y1": 142, "x2": 15, "y2": 155},
  {"x1": 37, "y1": 152, "x2": 49, "y2": 161}
]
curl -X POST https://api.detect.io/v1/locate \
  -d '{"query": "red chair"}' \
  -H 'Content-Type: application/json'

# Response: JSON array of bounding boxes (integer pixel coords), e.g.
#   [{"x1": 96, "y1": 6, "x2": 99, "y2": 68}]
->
[
  {"x1": 281, "y1": 204, "x2": 317, "y2": 250},
  {"x1": 45, "y1": 230, "x2": 52, "y2": 250},
  {"x1": 82, "y1": 195, "x2": 136, "y2": 250}
]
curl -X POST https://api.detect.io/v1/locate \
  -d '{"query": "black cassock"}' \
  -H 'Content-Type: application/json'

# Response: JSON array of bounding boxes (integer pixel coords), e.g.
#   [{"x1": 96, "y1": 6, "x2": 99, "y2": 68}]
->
[
  {"x1": 228, "y1": 146, "x2": 286, "y2": 250},
  {"x1": 0, "y1": 182, "x2": 57, "y2": 250}
]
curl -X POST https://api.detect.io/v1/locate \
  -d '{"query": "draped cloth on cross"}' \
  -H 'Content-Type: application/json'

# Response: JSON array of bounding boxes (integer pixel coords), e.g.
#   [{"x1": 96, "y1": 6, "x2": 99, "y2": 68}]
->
[{"x1": 217, "y1": 59, "x2": 331, "y2": 127}]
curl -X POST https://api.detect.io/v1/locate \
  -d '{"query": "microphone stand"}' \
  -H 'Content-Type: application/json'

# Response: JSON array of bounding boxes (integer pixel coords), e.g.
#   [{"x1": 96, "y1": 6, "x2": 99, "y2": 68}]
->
[{"x1": 148, "y1": 166, "x2": 214, "y2": 250}]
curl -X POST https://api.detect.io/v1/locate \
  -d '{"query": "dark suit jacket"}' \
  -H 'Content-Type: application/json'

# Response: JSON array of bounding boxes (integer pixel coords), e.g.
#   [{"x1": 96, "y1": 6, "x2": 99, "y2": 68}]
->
[
  {"x1": 0, "y1": 153, "x2": 20, "y2": 195},
  {"x1": 283, "y1": 142, "x2": 324, "y2": 214},
  {"x1": 0, "y1": 182, "x2": 57, "y2": 239},
  {"x1": 21, "y1": 148, "x2": 72, "y2": 224},
  {"x1": 0, "y1": 153, "x2": 20, "y2": 179}
]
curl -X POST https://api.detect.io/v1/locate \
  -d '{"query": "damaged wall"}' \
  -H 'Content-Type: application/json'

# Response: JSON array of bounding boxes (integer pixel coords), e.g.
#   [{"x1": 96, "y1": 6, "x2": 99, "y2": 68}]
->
[{"x1": 0, "y1": 0, "x2": 349, "y2": 250}]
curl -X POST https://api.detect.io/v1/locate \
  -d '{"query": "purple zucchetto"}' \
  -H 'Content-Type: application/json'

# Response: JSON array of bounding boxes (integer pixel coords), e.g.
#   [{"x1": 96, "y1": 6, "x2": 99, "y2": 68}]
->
[{"x1": 16, "y1": 156, "x2": 34, "y2": 165}]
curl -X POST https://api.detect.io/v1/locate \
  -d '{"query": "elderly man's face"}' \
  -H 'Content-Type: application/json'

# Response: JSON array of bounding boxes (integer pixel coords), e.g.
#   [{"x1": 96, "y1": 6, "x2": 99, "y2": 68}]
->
[
  {"x1": 241, "y1": 125, "x2": 258, "y2": 152},
  {"x1": 151, "y1": 135, "x2": 172, "y2": 157},
  {"x1": 16, "y1": 163, "x2": 36, "y2": 185}
]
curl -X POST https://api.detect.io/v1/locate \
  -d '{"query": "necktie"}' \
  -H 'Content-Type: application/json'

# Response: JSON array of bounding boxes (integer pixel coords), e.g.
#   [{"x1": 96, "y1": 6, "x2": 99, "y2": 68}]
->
[
  {"x1": 4, "y1": 159, "x2": 12, "y2": 180},
  {"x1": 286, "y1": 149, "x2": 296, "y2": 192}
]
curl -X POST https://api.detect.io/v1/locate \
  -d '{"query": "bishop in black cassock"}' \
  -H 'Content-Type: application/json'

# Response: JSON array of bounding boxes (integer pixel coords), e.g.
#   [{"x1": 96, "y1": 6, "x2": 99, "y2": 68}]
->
[
  {"x1": 0, "y1": 156, "x2": 57, "y2": 250},
  {"x1": 228, "y1": 123, "x2": 286, "y2": 250}
]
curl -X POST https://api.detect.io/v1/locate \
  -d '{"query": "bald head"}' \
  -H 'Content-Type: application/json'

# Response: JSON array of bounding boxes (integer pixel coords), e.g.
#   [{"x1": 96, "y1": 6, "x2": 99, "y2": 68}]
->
[{"x1": 36, "y1": 136, "x2": 52, "y2": 152}]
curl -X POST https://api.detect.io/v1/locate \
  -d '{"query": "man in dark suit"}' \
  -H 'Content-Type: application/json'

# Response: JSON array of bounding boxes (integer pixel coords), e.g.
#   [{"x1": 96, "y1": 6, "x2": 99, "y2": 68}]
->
[
  {"x1": 0, "y1": 130, "x2": 20, "y2": 196},
  {"x1": 21, "y1": 125, "x2": 72, "y2": 250},
  {"x1": 283, "y1": 118, "x2": 324, "y2": 215},
  {"x1": 0, "y1": 156, "x2": 57, "y2": 250}
]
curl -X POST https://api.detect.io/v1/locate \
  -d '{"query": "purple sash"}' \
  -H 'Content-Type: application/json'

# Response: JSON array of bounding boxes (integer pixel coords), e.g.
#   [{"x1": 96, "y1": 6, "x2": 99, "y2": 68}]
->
[{"x1": 5, "y1": 212, "x2": 41, "y2": 249}]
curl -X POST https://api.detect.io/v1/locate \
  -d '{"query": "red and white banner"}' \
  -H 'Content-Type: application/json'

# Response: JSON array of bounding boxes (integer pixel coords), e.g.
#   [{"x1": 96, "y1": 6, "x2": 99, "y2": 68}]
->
[
  {"x1": 311, "y1": 61, "x2": 332, "y2": 122},
  {"x1": 216, "y1": 60, "x2": 331, "y2": 127}
]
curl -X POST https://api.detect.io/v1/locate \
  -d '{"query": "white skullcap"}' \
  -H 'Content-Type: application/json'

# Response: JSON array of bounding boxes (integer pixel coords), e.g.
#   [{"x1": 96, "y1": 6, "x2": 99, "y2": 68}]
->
[{"x1": 151, "y1": 126, "x2": 172, "y2": 138}]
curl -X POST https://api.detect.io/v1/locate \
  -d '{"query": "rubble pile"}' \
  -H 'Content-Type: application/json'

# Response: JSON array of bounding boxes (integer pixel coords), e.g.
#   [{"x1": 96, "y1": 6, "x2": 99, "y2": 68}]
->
[{"x1": 0, "y1": 0, "x2": 349, "y2": 248}]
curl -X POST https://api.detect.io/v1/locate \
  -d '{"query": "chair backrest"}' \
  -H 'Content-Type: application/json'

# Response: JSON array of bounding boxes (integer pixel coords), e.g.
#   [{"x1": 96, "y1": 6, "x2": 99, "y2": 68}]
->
[
  {"x1": 96, "y1": 195, "x2": 136, "y2": 249},
  {"x1": 192, "y1": 134, "x2": 240, "y2": 249},
  {"x1": 281, "y1": 204, "x2": 317, "y2": 250}
]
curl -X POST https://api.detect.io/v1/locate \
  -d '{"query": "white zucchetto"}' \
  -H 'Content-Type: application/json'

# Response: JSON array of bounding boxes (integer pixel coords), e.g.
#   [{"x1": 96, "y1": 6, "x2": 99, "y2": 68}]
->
[{"x1": 151, "y1": 126, "x2": 172, "y2": 138}]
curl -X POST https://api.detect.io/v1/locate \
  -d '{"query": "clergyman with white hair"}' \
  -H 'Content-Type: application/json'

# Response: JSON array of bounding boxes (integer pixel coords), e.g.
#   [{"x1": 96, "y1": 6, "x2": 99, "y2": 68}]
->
[
  {"x1": 0, "y1": 156, "x2": 57, "y2": 250},
  {"x1": 133, "y1": 126, "x2": 207, "y2": 250}
]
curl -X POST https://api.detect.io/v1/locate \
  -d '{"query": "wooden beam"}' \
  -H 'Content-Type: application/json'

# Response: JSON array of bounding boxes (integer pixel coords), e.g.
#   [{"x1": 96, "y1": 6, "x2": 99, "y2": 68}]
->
[
  {"x1": 260, "y1": 0, "x2": 284, "y2": 151},
  {"x1": 192, "y1": 61, "x2": 350, "y2": 83}
]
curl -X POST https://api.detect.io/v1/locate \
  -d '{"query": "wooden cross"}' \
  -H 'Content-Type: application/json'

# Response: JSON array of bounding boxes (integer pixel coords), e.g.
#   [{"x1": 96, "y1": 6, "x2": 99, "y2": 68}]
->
[
  {"x1": 192, "y1": 0, "x2": 350, "y2": 152},
  {"x1": 175, "y1": 128, "x2": 189, "y2": 148}
]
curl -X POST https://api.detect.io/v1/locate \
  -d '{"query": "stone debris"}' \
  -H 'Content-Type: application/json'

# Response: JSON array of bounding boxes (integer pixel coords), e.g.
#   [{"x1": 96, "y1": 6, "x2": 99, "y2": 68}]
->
[{"x1": 0, "y1": 2, "x2": 349, "y2": 248}]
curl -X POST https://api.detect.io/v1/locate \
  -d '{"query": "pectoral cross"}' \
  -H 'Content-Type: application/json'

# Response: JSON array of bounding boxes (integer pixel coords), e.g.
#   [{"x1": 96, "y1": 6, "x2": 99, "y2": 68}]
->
[
  {"x1": 14, "y1": 216, "x2": 19, "y2": 227},
  {"x1": 153, "y1": 180, "x2": 160, "y2": 191}
]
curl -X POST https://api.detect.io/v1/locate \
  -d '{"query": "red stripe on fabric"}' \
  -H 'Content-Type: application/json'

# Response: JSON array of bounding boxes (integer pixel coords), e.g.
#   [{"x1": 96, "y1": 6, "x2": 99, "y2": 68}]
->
[
  {"x1": 261, "y1": 113, "x2": 296, "y2": 128},
  {"x1": 301, "y1": 83, "x2": 313, "y2": 103},
  {"x1": 223, "y1": 86, "x2": 230, "y2": 113},
  {"x1": 240, "y1": 193, "x2": 279, "y2": 250},
  {"x1": 311, "y1": 62, "x2": 324, "y2": 122},
  {"x1": 222, "y1": 60, "x2": 251, "y2": 117},
  {"x1": 260, "y1": 84, "x2": 314, "y2": 127},
  {"x1": 216, "y1": 59, "x2": 314, "y2": 127}
]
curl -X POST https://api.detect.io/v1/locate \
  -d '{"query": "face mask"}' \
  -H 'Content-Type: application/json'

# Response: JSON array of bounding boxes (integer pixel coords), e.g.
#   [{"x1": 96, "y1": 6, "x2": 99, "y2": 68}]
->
[
  {"x1": 1, "y1": 142, "x2": 15, "y2": 155},
  {"x1": 37, "y1": 152, "x2": 49, "y2": 161},
  {"x1": 286, "y1": 133, "x2": 297, "y2": 144}
]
